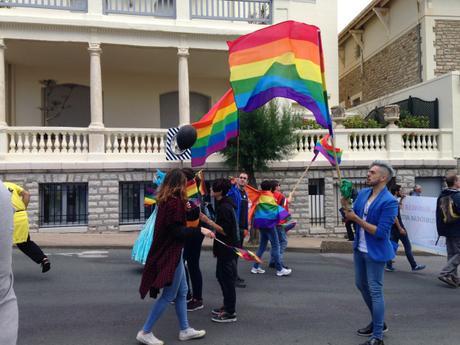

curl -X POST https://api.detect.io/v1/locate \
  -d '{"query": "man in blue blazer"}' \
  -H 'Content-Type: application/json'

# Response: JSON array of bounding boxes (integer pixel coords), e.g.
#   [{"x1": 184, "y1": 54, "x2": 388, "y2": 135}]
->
[{"x1": 344, "y1": 161, "x2": 398, "y2": 345}]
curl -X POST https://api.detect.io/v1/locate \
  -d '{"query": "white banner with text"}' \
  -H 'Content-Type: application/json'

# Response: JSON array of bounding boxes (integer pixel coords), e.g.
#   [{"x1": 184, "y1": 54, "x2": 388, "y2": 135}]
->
[{"x1": 400, "y1": 196, "x2": 446, "y2": 256}]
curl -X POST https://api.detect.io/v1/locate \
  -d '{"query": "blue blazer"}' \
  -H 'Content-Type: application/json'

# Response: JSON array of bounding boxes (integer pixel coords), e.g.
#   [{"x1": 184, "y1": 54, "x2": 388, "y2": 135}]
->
[{"x1": 353, "y1": 187, "x2": 399, "y2": 262}]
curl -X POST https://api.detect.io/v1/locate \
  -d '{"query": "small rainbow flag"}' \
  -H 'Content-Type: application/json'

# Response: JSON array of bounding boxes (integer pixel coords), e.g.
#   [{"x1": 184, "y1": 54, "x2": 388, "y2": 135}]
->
[
  {"x1": 227, "y1": 20, "x2": 332, "y2": 134},
  {"x1": 214, "y1": 238, "x2": 262, "y2": 264},
  {"x1": 144, "y1": 186, "x2": 157, "y2": 206},
  {"x1": 191, "y1": 89, "x2": 239, "y2": 167},
  {"x1": 253, "y1": 191, "x2": 290, "y2": 229},
  {"x1": 186, "y1": 179, "x2": 201, "y2": 207},
  {"x1": 313, "y1": 134, "x2": 342, "y2": 166}
]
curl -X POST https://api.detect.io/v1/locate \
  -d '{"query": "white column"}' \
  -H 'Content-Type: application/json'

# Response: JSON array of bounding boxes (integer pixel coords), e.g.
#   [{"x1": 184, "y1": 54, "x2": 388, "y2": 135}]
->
[
  {"x1": 88, "y1": 42, "x2": 105, "y2": 156},
  {"x1": 0, "y1": 39, "x2": 6, "y2": 127},
  {"x1": 178, "y1": 47, "x2": 190, "y2": 126},
  {"x1": 0, "y1": 39, "x2": 7, "y2": 156},
  {"x1": 88, "y1": 42, "x2": 104, "y2": 128}
]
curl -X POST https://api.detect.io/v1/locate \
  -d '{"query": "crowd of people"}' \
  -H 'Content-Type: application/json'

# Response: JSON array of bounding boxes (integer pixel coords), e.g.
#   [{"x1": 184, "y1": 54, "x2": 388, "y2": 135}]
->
[{"x1": 1, "y1": 162, "x2": 459, "y2": 345}]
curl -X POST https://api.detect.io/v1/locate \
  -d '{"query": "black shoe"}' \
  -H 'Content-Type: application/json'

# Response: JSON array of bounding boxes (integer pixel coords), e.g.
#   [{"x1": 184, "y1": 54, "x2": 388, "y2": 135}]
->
[
  {"x1": 211, "y1": 307, "x2": 224, "y2": 316},
  {"x1": 438, "y1": 275, "x2": 459, "y2": 288},
  {"x1": 41, "y1": 258, "x2": 51, "y2": 273},
  {"x1": 236, "y1": 277, "x2": 246, "y2": 288},
  {"x1": 357, "y1": 323, "x2": 388, "y2": 337},
  {"x1": 187, "y1": 299, "x2": 204, "y2": 311},
  {"x1": 211, "y1": 311, "x2": 237, "y2": 323},
  {"x1": 359, "y1": 338, "x2": 384, "y2": 345}
]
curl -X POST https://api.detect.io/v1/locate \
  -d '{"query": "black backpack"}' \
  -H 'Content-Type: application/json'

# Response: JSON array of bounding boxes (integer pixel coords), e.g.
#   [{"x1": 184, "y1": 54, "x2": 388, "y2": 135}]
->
[{"x1": 439, "y1": 194, "x2": 460, "y2": 225}]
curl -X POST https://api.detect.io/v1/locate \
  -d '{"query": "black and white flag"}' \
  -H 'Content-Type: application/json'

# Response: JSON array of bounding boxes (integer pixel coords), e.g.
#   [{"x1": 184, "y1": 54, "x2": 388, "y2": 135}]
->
[{"x1": 166, "y1": 127, "x2": 191, "y2": 161}]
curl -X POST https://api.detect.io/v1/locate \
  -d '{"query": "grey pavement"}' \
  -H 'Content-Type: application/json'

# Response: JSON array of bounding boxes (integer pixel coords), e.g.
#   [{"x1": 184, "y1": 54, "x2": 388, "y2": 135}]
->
[{"x1": 13, "y1": 249, "x2": 459, "y2": 345}]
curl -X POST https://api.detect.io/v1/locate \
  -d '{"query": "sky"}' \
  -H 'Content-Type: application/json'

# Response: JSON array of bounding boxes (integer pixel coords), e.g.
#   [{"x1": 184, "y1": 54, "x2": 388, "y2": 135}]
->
[{"x1": 338, "y1": 0, "x2": 373, "y2": 32}]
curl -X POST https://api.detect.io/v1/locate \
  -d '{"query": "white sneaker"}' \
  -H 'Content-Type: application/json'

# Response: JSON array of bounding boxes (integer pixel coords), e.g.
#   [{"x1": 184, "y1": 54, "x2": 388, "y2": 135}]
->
[
  {"x1": 179, "y1": 327, "x2": 206, "y2": 341},
  {"x1": 251, "y1": 267, "x2": 265, "y2": 274},
  {"x1": 136, "y1": 330, "x2": 164, "y2": 345},
  {"x1": 276, "y1": 268, "x2": 292, "y2": 277}
]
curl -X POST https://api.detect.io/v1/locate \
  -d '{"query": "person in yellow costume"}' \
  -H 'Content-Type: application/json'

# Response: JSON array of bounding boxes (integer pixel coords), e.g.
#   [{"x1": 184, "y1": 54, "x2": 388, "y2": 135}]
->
[{"x1": 3, "y1": 182, "x2": 51, "y2": 273}]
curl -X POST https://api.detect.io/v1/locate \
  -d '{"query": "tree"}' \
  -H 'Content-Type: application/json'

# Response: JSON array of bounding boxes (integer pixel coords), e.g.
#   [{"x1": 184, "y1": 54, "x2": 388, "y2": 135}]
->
[{"x1": 222, "y1": 101, "x2": 301, "y2": 186}]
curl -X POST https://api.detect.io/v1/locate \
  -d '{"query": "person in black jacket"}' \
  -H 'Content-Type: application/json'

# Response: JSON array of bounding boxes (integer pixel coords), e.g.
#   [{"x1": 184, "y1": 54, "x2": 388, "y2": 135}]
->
[
  {"x1": 437, "y1": 173, "x2": 460, "y2": 288},
  {"x1": 211, "y1": 178, "x2": 239, "y2": 323}
]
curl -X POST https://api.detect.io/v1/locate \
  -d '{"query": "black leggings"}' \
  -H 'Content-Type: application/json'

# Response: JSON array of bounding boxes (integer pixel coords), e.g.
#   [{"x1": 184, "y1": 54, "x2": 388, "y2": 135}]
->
[
  {"x1": 183, "y1": 234, "x2": 204, "y2": 300},
  {"x1": 16, "y1": 235, "x2": 46, "y2": 264}
]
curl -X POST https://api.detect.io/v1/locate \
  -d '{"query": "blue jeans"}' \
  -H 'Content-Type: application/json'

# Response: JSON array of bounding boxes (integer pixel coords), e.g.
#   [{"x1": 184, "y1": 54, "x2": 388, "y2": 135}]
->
[
  {"x1": 253, "y1": 228, "x2": 282, "y2": 271},
  {"x1": 354, "y1": 250, "x2": 385, "y2": 340},
  {"x1": 142, "y1": 256, "x2": 189, "y2": 332},
  {"x1": 386, "y1": 232, "x2": 417, "y2": 269},
  {"x1": 270, "y1": 226, "x2": 288, "y2": 266}
]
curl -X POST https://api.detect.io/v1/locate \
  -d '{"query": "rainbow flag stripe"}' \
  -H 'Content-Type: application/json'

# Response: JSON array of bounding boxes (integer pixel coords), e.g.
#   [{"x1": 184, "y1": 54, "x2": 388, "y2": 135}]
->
[
  {"x1": 191, "y1": 89, "x2": 239, "y2": 167},
  {"x1": 227, "y1": 20, "x2": 332, "y2": 133},
  {"x1": 314, "y1": 134, "x2": 342, "y2": 166},
  {"x1": 186, "y1": 179, "x2": 201, "y2": 207},
  {"x1": 253, "y1": 192, "x2": 290, "y2": 229}
]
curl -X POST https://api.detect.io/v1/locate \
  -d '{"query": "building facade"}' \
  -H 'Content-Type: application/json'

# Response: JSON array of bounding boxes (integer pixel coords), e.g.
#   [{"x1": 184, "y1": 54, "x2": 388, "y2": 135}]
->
[
  {"x1": 0, "y1": 0, "x2": 348, "y2": 235},
  {"x1": 339, "y1": 0, "x2": 460, "y2": 107}
]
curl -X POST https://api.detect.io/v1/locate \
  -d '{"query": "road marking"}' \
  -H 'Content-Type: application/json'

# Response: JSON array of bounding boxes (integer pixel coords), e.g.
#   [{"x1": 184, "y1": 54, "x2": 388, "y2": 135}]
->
[{"x1": 48, "y1": 250, "x2": 109, "y2": 258}]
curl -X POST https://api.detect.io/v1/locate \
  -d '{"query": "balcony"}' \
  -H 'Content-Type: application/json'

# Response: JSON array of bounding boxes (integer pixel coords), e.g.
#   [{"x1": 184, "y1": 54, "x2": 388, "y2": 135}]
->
[
  {"x1": 0, "y1": 0, "x2": 87, "y2": 11},
  {"x1": 1, "y1": 126, "x2": 453, "y2": 167},
  {"x1": 0, "y1": 0, "x2": 273, "y2": 23}
]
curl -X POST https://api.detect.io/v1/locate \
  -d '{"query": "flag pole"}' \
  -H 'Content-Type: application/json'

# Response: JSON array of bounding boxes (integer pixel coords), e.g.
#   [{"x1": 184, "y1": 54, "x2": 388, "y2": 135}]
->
[
  {"x1": 236, "y1": 134, "x2": 240, "y2": 173},
  {"x1": 289, "y1": 156, "x2": 316, "y2": 199}
]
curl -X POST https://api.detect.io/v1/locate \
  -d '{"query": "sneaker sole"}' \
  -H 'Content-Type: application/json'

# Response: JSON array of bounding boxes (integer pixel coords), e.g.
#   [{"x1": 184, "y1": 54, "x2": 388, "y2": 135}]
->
[
  {"x1": 438, "y1": 276, "x2": 458, "y2": 288},
  {"x1": 136, "y1": 335, "x2": 164, "y2": 345},
  {"x1": 187, "y1": 305, "x2": 204, "y2": 312},
  {"x1": 211, "y1": 317, "x2": 237, "y2": 323},
  {"x1": 357, "y1": 327, "x2": 389, "y2": 337},
  {"x1": 179, "y1": 332, "x2": 206, "y2": 341},
  {"x1": 250, "y1": 271, "x2": 265, "y2": 274}
]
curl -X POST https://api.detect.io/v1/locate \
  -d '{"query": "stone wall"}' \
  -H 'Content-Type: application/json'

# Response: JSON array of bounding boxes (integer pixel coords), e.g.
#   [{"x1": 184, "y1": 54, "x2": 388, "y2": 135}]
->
[
  {"x1": 434, "y1": 20, "x2": 460, "y2": 76},
  {"x1": 0, "y1": 165, "x2": 454, "y2": 235},
  {"x1": 339, "y1": 25, "x2": 422, "y2": 107}
]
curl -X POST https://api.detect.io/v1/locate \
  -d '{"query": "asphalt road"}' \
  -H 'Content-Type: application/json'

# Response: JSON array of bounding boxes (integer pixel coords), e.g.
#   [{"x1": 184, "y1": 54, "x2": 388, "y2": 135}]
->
[{"x1": 12, "y1": 249, "x2": 460, "y2": 345}]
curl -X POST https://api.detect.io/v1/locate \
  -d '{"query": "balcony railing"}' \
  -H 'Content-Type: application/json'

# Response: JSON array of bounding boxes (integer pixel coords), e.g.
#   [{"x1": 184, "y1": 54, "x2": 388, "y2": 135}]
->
[
  {"x1": 190, "y1": 0, "x2": 272, "y2": 24},
  {"x1": 1, "y1": 126, "x2": 453, "y2": 164},
  {"x1": 0, "y1": 0, "x2": 87, "y2": 11},
  {"x1": 103, "y1": 0, "x2": 176, "y2": 17}
]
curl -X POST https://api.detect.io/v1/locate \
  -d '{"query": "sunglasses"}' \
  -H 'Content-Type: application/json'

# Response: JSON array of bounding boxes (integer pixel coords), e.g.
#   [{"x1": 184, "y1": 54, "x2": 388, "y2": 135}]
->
[{"x1": 239, "y1": 176, "x2": 247, "y2": 180}]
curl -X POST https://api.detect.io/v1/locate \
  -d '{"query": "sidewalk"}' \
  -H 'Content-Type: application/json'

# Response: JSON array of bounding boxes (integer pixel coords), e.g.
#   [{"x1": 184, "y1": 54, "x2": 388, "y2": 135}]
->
[{"x1": 29, "y1": 232, "x2": 433, "y2": 255}]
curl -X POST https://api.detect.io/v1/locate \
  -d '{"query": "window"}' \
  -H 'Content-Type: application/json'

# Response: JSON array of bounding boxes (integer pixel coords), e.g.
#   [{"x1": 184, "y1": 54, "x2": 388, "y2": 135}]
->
[
  {"x1": 39, "y1": 183, "x2": 88, "y2": 227},
  {"x1": 308, "y1": 179, "x2": 325, "y2": 226},
  {"x1": 350, "y1": 92, "x2": 362, "y2": 107},
  {"x1": 119, "y1": 182, "x2": 154, "y2": 224},
  {"x1": 159, "y1": 91, "x2": 211, "y2": 128}
]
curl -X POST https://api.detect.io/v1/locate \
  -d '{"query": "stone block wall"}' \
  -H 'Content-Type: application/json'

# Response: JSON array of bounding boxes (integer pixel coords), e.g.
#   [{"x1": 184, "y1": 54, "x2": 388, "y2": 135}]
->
[
  {"x1": 339, "y1": 25, "x2": 422, "y2": 107},
  {"x1": 0, "y1": 165, "x2": 454, "y2": 235},
  {"x1": 434, "y1": 20, "x2": 460, "y2": 76}
]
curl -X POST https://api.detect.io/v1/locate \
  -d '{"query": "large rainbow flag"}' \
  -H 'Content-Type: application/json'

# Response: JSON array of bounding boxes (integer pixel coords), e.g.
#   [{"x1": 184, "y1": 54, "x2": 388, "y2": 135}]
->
[
  {"x1": 227, "y1": 20, "x2": 332, "y2": 134},
  {"x1": 245, "y1": 184, "x2": 291, "y2": 229},
  {"x1": 191, "y1": 89, "x2": 239, "y2": 167}
]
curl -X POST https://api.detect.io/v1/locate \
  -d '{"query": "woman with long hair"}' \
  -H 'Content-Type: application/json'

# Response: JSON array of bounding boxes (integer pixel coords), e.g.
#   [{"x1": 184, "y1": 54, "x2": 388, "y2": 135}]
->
[{"x1": 137, "y1": 169, "x2": 215, "y2": 345}]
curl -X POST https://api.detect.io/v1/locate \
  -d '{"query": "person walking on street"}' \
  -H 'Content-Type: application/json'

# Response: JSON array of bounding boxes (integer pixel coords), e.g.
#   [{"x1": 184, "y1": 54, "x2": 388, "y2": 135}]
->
[
  {"x1": 251, "y1": 180, "x2": 291, "y2": 277},
  {"x1": 228, "y1": 172, "x2": 249, "y2": 288},
  {"x1": 385, "y1": 185, "x2": 426, "y2": 272},
  {"x1": 269, "y1": 180, "x2": 292, "y2": 270},
  {"x1": 3, "y1": 182, "x2": 50, "y2": 273},
  {"x1": 344, "y1": 161, "x2": 399, "y2": 345},
  {"x1": 211, "y1": 178, "x2": 239, "y2": 323},
  {"x1": 436, "y1": 173, "x2": 460, "y2": 288},
  {"x1": 137, "y1": 169, "x2": 215, "y2": 345},
  {"x1": 0, "y1": 181, "x2": 18, "y2": 345}
]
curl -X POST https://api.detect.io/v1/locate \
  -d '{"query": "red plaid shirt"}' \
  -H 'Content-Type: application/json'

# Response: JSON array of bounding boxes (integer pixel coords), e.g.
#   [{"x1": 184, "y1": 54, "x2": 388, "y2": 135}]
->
[{"x1": 139, "y1": 196, "x2": 186, "y2": 299}]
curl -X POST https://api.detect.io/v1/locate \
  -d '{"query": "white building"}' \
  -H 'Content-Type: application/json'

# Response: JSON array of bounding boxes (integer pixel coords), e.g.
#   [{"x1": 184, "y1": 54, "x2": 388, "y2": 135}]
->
[{"x1": 0, "y1": 0, "x2": 344, "y2": 233}]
